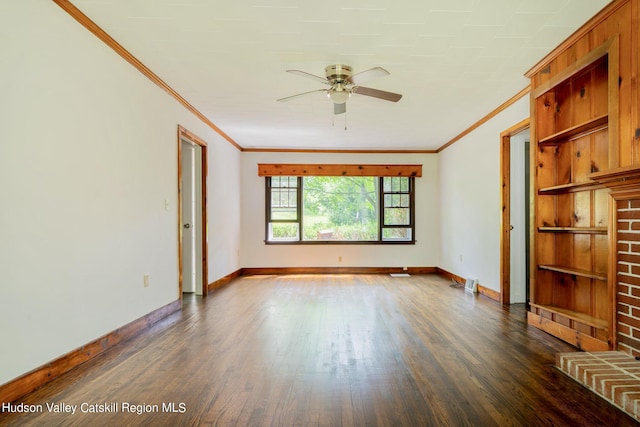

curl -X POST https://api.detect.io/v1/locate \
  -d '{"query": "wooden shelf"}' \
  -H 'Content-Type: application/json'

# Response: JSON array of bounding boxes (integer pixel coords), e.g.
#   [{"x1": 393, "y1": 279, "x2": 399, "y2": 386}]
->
[
  {"x1": 538, "y1": 264, "x2": 607, "y2": 281},
  {"x1": 538, "y1": 227, "x2": 607, "y2": 234},
  {"x1": 538, "y1": 181, "x2": 603, "y2": 194},
  {"x1": 530, "y1": 303, "x2": 608, "y2": 329},
  {"x1": 538, "y1": 114, "x2": 608, "y2": 145},
  {"x1": 589, "y1": 165, "x2": 640, "y2": 188}
]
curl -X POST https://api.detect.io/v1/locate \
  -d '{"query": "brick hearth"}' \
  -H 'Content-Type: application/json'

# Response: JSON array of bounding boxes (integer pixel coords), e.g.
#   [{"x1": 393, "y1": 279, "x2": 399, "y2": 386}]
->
[{"x1": 556, "y1": 351, "x2": 640, "y2": 421}]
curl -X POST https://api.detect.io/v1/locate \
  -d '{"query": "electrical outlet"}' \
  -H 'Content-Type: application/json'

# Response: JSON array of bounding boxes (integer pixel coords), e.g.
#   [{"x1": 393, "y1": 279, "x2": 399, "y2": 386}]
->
[
  {"x1": 144, "y1": 274, "x2": 150, "y2": 288},
  {"x1": 338, "y1": 256, "x2": 343, "y2": 262},
  {"x1": 403, "y1": 266, "x2": 408, "y2": 271}
]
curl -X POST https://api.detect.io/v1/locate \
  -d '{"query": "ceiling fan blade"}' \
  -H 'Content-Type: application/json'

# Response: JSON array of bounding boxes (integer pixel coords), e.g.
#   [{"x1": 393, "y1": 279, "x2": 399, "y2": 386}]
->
[
  {"x1": 334, "y1": 102, "x2": 346, "y2": 115},
  {"x1": 277, "y1": 89, "x2": 327, "y2": 102},
  {"x1": 353, "y1": 86, "x2": 402, "y2": 102},
  {"x1": 286, "y1": 69, "x2": 330, "y2": 85},
  {"x1": 348, "y1": 67, "x2": 390, "y2": 85}
]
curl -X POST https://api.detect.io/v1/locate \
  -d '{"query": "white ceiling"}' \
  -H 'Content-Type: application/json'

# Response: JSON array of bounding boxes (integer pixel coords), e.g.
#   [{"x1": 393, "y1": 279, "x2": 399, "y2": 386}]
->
[{"x1": 71, "y1": 0, "x2": 611, "y2": 151}]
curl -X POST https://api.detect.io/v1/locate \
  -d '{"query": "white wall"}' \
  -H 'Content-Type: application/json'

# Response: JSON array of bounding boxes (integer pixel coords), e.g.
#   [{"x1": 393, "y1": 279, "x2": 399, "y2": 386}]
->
[
  {"x1": 240, "y1": 152, "x2": 439, "y2": 268},
  {"x1": 0, "y1": 1, "x2": 241, "y2": 385},
  {"x1": 438, "y1": 96, "x2": 529, "y2": 292}
]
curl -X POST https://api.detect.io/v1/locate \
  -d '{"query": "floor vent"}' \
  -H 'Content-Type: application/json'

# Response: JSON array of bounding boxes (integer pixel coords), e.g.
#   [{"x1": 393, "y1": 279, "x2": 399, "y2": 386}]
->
[
  {"x1": 464, "y1": 277, "x2": 478, "y2": 293},
  {"x1": 390, "y1": 273, "x2": 411, "y2": 278}
]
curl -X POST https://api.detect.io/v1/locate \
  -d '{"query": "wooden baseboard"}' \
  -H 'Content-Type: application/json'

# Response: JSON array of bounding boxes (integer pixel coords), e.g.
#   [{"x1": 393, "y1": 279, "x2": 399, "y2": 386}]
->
[
  {"x1": 241, "y1": 266, "x2": 438, "y2": 276},
  {"x1": 477, "y1": 285, "x2": 500, "y2": 303},
  {"x1": 207, "y1": 268, "x2": 243, "y2": 293},
  {"x1": 0, "y1": 299, "x2": 181, "y2": 404},
  {"x1": 436, "y1": 267, "x2": 500, "y2": 302}
]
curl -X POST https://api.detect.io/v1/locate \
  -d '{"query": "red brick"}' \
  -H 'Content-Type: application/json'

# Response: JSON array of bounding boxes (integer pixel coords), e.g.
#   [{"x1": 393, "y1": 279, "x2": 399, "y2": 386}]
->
[
  {"x1": 632, "y1": 265, "x2": 640, "y2": 275},
  {"x1": 570, "y1": 361, "x2": 602, "y2": 380},
  {"x1": 587, "y1": 368, "x2": 624, "y2": 389},
  {"x1": 604, "y1": 378, "x2": 639, "y2": 400},
  {"x1": 619, "y1": 283, "x2": 632, "y2": 295},
  {"x1": 596, "y1": 352, "x2": 636, "y2": 361},
  {"x1": 619, "y1": 200, "x2": 631, "y2": 209},
  {"x1": 620, "y1": 253, "x2": 640, "y2": 264},
  {"x1": 618, "y1": 303, "x2": 630, "y2": 316},
  {"x1": 618, "y1": 334, "x2": 640, "y2": 350},
  {"x1": 619, "y1": 324, "x2": 632, "y2": 335},
  {"x1": 619, "y1": 210, "x2": 640, "y2": 220},
  {"x1": 619, "y1": 293, "x2": 640, "y2": 307},
  {"x1": 620, "y1": 391, "x2": 640, "y2": 417},
  {"x1": 630, "y1": 200, "x2": 640, "y2": 209},
  {"x1": 619, "y1": 221, "x2": 632, "y2": 231},
  {"x1": 620, "y1": 232, "x2": 640, "y2": 242},
  {"x1": 618, "y1": 274, "x2": 640, "y2": 287},
  {"x1": 594, "y1": 376, "x2": 636, "y2": 397},
  {"x1": 619, "y1": 242, "x2": 632, "y2": 252},
  {"x1": 619, "y1": 313, "x2": 640, "y2": 329}
]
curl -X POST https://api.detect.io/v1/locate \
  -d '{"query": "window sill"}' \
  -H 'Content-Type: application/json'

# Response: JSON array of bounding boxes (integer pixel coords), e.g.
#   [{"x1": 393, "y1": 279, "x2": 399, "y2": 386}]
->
[{"x1": 264, "y1": 240, "x2": 416, "y2": 245}]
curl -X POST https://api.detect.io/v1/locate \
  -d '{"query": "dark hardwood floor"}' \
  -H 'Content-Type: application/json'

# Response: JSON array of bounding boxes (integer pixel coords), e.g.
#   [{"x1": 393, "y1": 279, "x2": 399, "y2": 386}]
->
[{"x1": 1, "y1": 274, "x2": 637, "y2": 426}]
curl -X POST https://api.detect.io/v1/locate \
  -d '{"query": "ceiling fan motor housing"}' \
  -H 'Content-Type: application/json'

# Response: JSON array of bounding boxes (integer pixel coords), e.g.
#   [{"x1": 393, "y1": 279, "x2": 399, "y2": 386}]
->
[{"x1": 325, "y1": 64, "x2": 352, "y2": 83}]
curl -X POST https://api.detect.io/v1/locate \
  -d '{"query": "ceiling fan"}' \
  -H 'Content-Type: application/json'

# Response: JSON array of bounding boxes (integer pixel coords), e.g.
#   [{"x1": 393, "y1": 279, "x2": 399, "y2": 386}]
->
[{"x1": 277, "y1": 64, "x2": 402, "y2": 115}]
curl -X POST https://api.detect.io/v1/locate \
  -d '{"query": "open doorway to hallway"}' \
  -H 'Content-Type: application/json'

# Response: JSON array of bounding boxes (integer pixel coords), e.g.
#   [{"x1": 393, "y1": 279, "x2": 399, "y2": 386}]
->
[
  {"x1": 500, "y1": 119, "x2": 530, "y2": 305},
  {"x1": 178, "y1": 126, "x2": 208, "y2": 297}
]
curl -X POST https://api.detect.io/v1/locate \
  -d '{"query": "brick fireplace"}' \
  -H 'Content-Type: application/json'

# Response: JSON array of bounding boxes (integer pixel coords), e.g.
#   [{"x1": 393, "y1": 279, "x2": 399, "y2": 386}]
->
[{"x1": 616, "y1": 198, "x2": 640, "y2": 356}]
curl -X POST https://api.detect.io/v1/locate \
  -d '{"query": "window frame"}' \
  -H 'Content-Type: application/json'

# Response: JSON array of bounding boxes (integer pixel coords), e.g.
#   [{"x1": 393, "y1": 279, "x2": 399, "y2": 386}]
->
[
  {"x1": 265, "y1": 176, "x2": 302, "y2": 242},
  {"x1": 265, "y1": 175, "x2": 416, "y2": 244},
  {"x1": 380, "y1": 176, "x2": 415, "y2": 242}
]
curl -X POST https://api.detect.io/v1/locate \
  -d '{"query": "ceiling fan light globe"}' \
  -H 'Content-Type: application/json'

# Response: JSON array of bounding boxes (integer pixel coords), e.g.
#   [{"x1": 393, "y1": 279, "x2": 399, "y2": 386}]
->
[{"x1": 329, "y1": 90, "x2": 350, "y2": 104}]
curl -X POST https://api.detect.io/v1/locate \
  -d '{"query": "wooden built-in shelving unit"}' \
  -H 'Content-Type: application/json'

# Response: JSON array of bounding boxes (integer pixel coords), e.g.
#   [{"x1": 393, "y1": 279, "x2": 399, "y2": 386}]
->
[{"x1": 527, "y1": 34, "x2": 620, "y2": 351}]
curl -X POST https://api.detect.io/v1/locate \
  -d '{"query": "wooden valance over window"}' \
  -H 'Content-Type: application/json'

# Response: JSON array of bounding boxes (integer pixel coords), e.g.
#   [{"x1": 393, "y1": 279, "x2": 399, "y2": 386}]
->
[{"x1": 258, "y1": 164, "x2": 422, "y2": 177}]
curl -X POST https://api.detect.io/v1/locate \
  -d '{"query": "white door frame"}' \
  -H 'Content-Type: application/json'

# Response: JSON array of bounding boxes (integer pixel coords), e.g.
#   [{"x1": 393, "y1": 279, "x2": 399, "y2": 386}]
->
[{"x1": 178, "y1": 125, "x2": 208, "y2": 297}]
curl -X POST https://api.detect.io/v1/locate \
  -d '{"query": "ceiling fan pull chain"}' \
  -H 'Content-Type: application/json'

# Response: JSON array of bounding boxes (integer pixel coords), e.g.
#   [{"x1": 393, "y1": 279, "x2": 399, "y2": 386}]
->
[{"x1": 344, "y1": 111, "x2": 347, "y2": 130}]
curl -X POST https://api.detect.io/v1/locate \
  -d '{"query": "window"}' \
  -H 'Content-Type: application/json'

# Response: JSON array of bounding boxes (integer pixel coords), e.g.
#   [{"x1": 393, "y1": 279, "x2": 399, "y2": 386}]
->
[
  {"x1": 267, "y1": 176, "x2": 300, "y2": 241},
  {"x1": 266, "y1": 176, "x2": 415, "y2": 243},
  {"x1": 381, "y1": 177, "x2": 414, "y2": 241}
]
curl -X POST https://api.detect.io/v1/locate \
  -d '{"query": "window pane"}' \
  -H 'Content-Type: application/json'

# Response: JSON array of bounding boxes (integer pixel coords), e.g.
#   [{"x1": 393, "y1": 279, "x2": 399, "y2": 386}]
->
[
  {"x1": 271, "y1": 207, "x2": 297, "y2": 221},
  {"x1": 268, "y1": 222, "x2": 299, "y2": 241},
  {"x1": 384, "y1": 194, "x2": 410, "y2": 209},
  {"x1": 302, "y1": 176, "x2": 378, "y2": 241},
  {"x1": 383, "y1": 176, "x2": 409, "y2": 193},
  {"x1": 384, "y1": 207, "x2": 410, "y2": 225},
  {"x1": 382, "y1": 227, "x2": 412, "y2": 241},
  {"x1": 401, "y1": 178, "x2": 409, "y2": 192},
  {"x1": 271, "y1": 187, "x2": 297, "y2": 220}
]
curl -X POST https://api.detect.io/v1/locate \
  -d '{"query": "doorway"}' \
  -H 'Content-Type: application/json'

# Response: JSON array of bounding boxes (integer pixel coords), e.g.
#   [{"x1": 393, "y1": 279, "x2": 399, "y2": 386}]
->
[
  {"x1": 178, "y1": 126, "x2": 208, "y2": 297},
  {"x1": 500, "y1": 119, "x2": 530, "y2": 305}
]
